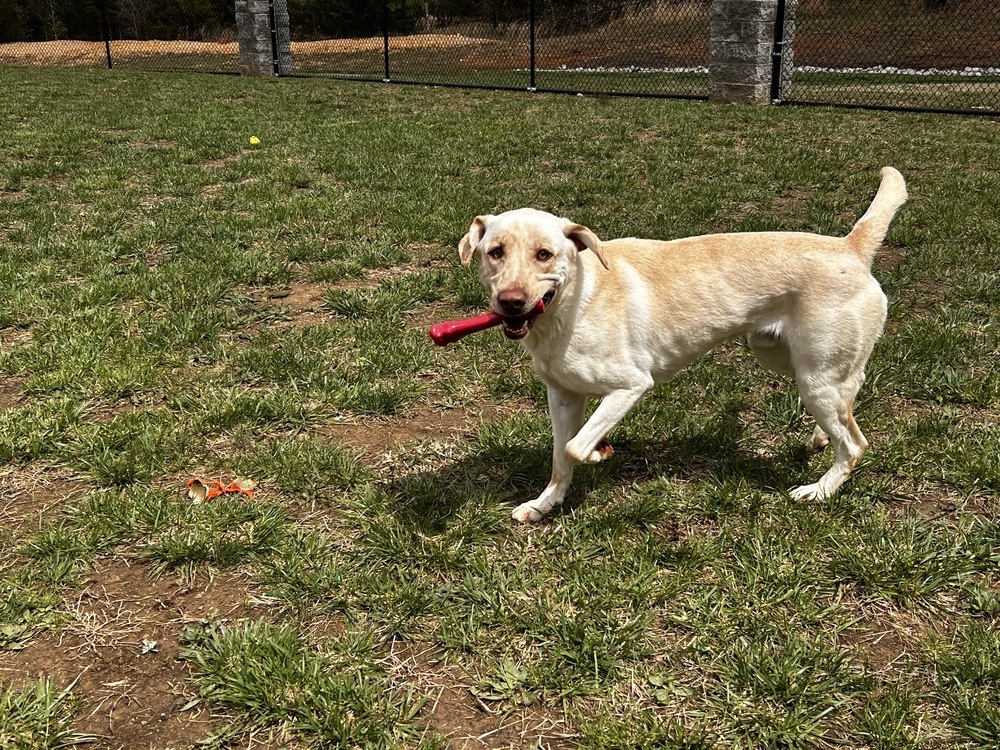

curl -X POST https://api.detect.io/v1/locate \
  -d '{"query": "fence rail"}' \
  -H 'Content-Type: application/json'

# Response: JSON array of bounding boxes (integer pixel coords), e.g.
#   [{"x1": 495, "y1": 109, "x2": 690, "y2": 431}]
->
[{"x1": 1, "y1": 1, "x2": 997, "y2": 115}]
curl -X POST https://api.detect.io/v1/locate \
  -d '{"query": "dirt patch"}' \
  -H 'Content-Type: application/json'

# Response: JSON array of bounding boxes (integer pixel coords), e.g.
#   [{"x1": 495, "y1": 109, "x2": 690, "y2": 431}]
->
[
  {"x1": 0, "y1": 376, "x2": 25, "y2": 411},
  {"x1": 385, "y1": 643, "x2": 577, "y2": 749},
  {"x1": 0, "y1": 464, "x2": 89, "y2": 531},
  {"x1": 264, "y1": 281, "x2": 330, "y2": 330},
  {"x1": 839, "y1": 607, "x2": 932, "y2": 676},
  {"x1": 0, "y1": 326, "x2": 31, "y2": 349},
  {"x1": 889, "y1": 482, "x2": 998, "y2": 520},
  {"x1": 203, "y1": 154, "x2": 243, "y2": 169},
  {"x1": 270, "y1": 281, "x2": 328, "y2": 313},
  {"x1": 874, "y1": 243, "x2": 907, "y2": 275},
  {"x1": 0, "y1": 557, "x2": 260, "y2": 750},
  {"x1": 0, "y1": 35, "x2": 491, "y2": 68},
  {"x1": 317, "y1": 403, "x2": 487, "y2": 453}
]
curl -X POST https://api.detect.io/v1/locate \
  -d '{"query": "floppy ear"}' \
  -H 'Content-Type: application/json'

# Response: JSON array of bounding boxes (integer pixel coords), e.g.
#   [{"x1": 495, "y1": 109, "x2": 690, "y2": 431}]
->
[
  {"x1": 564, "y1": 221, "x2": 608, "y2": 270},
  {"x1": 458, "y1": 215, "x2": 491, "y2": 267}
]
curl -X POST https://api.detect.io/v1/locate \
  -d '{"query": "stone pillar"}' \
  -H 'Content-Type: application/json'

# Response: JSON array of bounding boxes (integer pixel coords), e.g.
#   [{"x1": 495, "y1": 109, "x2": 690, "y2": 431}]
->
[
  {"x1": 709, "y1": 0, "x2": 796, "y2": 104},
  {"x1": 236, "y1": 0, "x2": 291, "y2": 76}
]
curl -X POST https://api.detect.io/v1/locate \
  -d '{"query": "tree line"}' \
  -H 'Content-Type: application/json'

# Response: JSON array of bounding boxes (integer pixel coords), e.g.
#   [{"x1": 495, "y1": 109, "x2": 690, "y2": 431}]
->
[
  {"x1": 1, "y1": 0, "x2": 695, "y2": 42},
  {"x1": 1, "y1": 0, "x2": 963, "y2": 44}
]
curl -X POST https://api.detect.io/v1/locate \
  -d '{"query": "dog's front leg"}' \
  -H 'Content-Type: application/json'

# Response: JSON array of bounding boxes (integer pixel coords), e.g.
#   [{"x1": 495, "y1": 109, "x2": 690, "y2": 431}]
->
[
  {"x1": 512, "y1": 385, "x2": 586, "y2": 523},
  {"x1": 564, "y1": 385, "x2": 650, "y2": 465}
]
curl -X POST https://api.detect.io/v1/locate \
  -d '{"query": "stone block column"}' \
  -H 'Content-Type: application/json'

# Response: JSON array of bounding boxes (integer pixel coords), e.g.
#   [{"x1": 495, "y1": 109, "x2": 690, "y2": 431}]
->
[
  {"x1": 709, "y1": 0, "x2": 797, "y2": 104},
  {"x1": 236, "y1": 0, "x2": 291, "y2": 76}
]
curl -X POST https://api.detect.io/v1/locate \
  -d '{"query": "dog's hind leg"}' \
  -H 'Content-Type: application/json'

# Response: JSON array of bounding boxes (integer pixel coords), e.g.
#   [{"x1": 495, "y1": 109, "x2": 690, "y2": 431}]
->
[
  {"x1": 748, "y1": 327, "x2": 829, "y2": 454},
  {"x1": 512, "y1": 385, "x2": 587, "y2": 523},
  {"x1": 790, "y1": 378, "x2": 868, "y2": 501},
  {"x1": 790, "y1": 280, "x2": 886, "y2": 500}
]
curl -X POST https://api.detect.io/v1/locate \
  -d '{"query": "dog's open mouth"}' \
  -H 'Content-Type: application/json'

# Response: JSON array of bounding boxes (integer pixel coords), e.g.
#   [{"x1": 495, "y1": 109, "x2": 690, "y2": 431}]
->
[
  {"x1": 501, "y1": 290, "x2": 555, "y2": 340},
  {"x1": 501, "y1": 316, "x2": 533, "y2": 340}
]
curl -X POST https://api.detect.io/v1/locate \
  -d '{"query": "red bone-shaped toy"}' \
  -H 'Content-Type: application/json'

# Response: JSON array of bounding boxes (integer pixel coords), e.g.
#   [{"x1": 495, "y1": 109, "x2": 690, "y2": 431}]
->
[{"x1": 429, "y1": 299, "x2": 545, "y2": 346}]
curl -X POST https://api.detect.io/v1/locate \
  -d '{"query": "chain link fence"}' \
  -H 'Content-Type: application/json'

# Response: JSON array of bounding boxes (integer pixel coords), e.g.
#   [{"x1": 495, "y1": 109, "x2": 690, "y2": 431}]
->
[
  {"x1": 279, "y1": 0, "x2": 713, "y2": 99},
  {"x1": 1, "y1": 0, "x2": 997, "y2": 114},
  {"x1": 0, "y1": 0, "x2": 239, "y2": 73},
  {"x1": 786, "y1": 0, "x2": 1000, "y2": 114}
]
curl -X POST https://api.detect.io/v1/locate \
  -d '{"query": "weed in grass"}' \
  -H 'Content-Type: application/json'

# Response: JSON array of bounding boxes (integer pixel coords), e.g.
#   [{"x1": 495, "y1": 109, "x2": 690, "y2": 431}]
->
[
  {"x1": 179, "y1": 619, "x2": 424, "y2": 748},
  {"x1": 234, "y1": 436, "x2": 370, "y2": 499},
  {"x1": 575, "y1": 709, "x2": 711, "y2": 750},
  {"x1": 69, "y1": 409, "x2": 199, "y2": 485},
  {"x1": 188, "y1": 384, "x2": 325, "y2": 432},
  {"x1": 709, "y1": 633, "x2": 869, "y2": 748},
  {"x1": 0, "y1": 397, "x2": 86, "y2": 463},
  {"x1": 961, "y1": 580, "x2": 1000, "y2": 617},
  {"x1": 19, "y1": 521, "x2": 107, "y2": 585},
  {"x1": 226, "y1": 325, "x2": 346, "y2": 387},
  {"x1": 260, "y1": 530, "x2": 351, "y2": 616},
  {"x1": 142, "y1": 495, "x2": 290, "y2": 579},
  {"x1": 0, "y1": 569, "x2": 62, "y2": 642},
  {"x1": 326, "y1": 270, "x2": 448, "y2": 320},
  {"x1": 474, "y1": 657, "x2": 537, "y2": 706},
  {"x1": 856, "y1": 685, "x2": 923, "y2": 750},
  {"x1": 0, "y1": 677, "x2": 92, "y2": 749},
  {"x1": 928, "y1": 621, "x2": 1000, "y2": 688},
  {"x1": 829, "y1": 512, "x2": 982, "y2": 607},
  {"x1": 940, "y1": 690, "x2": 1000, "y2": 747}
]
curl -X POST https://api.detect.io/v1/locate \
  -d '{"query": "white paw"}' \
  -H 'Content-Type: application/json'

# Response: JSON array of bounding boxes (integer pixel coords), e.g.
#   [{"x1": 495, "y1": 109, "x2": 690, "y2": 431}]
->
[
  {"x1": 789, "y1": 483, "x2": 826, "y2": 501},
  {"x1": 512, "y1": 502, "x2": 545, "y2": 523}
]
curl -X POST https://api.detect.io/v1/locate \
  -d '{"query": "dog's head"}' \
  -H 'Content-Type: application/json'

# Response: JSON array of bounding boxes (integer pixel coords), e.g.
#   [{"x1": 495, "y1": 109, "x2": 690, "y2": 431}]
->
[{"x1": 458, "y1": 208, "x2": 607, "y2": 340}]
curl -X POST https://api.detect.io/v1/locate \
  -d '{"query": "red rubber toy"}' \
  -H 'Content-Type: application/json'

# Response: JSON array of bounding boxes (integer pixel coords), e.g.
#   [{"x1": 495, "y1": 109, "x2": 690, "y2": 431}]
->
[{"x1": 429, "y1": 299, "x2": 545, "y2": 346}]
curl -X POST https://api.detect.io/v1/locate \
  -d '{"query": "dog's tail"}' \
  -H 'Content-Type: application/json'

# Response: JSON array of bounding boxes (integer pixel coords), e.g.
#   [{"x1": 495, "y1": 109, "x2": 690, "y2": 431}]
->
[{"x1": 846, "y1": 166, "x2": 907, "y2": 265}]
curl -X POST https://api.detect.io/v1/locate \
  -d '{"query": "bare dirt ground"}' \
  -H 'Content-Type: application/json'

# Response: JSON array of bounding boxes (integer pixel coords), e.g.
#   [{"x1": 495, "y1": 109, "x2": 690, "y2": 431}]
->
[
  {"x1": 0, "y1": 36, "x2": 489, "y2": 69},
  {"x1": 0, "y1": 557, "x2": 258, "y2": 749}
]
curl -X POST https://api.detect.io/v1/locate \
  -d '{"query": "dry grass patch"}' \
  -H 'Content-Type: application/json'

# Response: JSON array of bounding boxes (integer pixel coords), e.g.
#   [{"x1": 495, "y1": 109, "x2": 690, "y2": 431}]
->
[
  {"x1": 0, "y1": 556, "x2": 261, "y2": 750},
  {"x1": 0, "y1": 464, "x2": 89, "y2": 531},
  {"x1": 385, "y1": 641, "x2": 578, "y2": 749}
]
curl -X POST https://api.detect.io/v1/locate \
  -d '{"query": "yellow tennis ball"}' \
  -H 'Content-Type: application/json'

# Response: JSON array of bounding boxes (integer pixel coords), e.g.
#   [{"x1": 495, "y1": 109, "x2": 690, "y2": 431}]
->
[{"x1": 249, "y1": 136, "x2": 261, "y2": 146}]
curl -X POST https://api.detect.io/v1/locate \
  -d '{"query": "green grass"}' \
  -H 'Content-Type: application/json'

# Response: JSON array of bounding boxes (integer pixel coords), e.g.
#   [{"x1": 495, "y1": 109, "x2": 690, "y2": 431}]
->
[
  {"x1": 0, "y1": 678, "x2": 92, "y2": 749},
  {"x1": 0, "y1": 66, "x2": 998, "y2": 748}
]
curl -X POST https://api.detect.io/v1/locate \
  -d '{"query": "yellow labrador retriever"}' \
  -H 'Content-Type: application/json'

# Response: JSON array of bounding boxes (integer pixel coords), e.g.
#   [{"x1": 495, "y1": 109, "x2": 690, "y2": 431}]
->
[{"x1": 459, "y1": 167, "x2": 907, "y2": 522}]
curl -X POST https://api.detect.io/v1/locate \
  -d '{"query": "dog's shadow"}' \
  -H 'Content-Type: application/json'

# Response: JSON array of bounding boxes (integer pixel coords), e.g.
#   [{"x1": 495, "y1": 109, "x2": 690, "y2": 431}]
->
[{"x1": 383, "y1": 410, "x2": 814, "y2": 533}]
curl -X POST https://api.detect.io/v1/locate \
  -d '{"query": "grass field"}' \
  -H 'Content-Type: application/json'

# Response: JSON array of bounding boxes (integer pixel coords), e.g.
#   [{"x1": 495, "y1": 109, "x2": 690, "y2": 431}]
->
[{"x1": 0, "y1": 67, "x2": 998, "y2": 749}]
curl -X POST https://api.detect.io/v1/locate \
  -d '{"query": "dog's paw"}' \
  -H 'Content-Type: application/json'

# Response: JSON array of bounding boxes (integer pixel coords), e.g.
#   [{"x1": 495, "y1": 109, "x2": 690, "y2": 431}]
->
[
  {"x1": 567, "y1": 439, "x2": 614, "y2": 465},
  {"x1": 805, "y1": 428, "x2": 830, "y2": 455},
  {"x1": 512, "y1": 502, "x2": 546, "y2": 523},
  {"x1": 592, "y1": 439, "x2": 614, "y2": 462},
  {"x1": 789, "y1": 482, "x2": 825, "y2": 501}
]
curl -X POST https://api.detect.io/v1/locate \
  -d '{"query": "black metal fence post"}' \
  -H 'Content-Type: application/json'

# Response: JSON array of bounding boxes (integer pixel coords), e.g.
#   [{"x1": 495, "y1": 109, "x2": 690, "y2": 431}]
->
[
  {"x1": 769, "y1": 0, "x2": 787, "y2": 103},
  {"x1": 382, "y1": 0, "x2": 390, "y2": 82},
  {"x1": 97, "y1": 0, "x2": 113, "y2": 69},
  {"x1": 267, "y1": 0, "x2": 279, "y2": 76},
  {"x1": 529, "y1": 0, "x2": 536, "y2": 91}
]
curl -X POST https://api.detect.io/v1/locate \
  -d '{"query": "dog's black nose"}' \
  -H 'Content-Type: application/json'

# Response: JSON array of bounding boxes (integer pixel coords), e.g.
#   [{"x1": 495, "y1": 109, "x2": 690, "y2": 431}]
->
[{"x1": 498, "y1": 288, "x2": 528, "y2": 314}]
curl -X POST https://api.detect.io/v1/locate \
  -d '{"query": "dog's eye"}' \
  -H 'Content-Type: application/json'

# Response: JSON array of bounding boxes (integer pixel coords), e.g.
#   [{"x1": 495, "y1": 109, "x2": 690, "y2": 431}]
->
[
  {"x1": 536, "y1": 249, "x2": 553, "y2": 261},
  {"x1": 487, "y1": 246, "x2": 504, "y2": 260}
]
